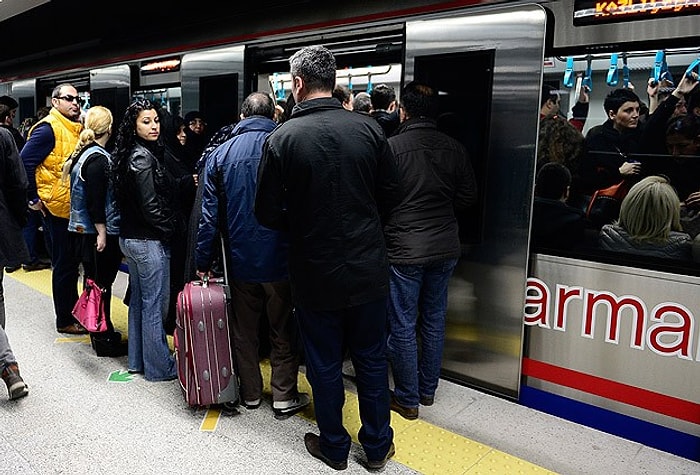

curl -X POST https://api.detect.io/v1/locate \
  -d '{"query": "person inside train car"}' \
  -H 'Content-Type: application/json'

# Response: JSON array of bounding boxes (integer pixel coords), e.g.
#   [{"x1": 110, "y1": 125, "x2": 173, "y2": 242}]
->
[
  {"x1": 255, "y1": 45, "x2": 399, "y2": 472},
  {"x1": 370, "y1": 83, "x2": 400, "y2": 137},
  {"x1": 536, "y1": 114, "x2": 587, "y2": 210},
  {"x1": 62, "y1": 105, "x2": 126, "y2": 357},
  {"x1": 663, "y1": 114, "x2": 700, "y2": 203},
  {"x1": 159, "y1": 109, "x2": 197, "y2": 335},
  {"x1": 531, "y1": 162, "x2": 589, "y2": 252},
  {"x1": 579, "y1": 76, "x2": 698, "y2": 224},
  {"x1": 196, "y1": 91, "x2": 309, "y2": 417},
  {"x1": 599, "y1": 175, "x2": 698, "y2": 263},
  {"x1": 383, "y1": 81, "x2": 477, "y2": 421},
  {"x1": 539, "y1": 83, "x2": 590, "y2": 132},
  {"x1": 183, "y1": 110, "x2": 209, "y2": 168},
  {"x1": 332, "y1": 84, "x2": 354, "y2": 111},
  {"x1": 0, "y1": 126, "x2": 30, "y2": 400},
  {"x1": 352, "y1": 91, "x2": 371, "y2": 115},
  {"x1": 112, "y1": 98, "x2": 177, "y2": 382},
  {"x1": 638, "y1": 72, "x2": 698, "y2": 156},
  {"x1": 20, "y1": 83, "x2": 86, "y2": 335}
]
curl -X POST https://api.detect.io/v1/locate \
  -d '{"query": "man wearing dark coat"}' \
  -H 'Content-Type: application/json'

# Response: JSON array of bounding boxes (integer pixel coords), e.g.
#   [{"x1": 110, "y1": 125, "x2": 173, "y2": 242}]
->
[{"x1": 255, "y1": 45, "x2": 400, "y2": 472}]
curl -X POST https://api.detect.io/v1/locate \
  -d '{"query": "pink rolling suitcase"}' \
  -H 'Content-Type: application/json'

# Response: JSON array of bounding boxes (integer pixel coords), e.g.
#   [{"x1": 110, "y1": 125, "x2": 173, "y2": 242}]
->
[{"x1": 175, "y1": 275, "x2": 239, "y2": 408}]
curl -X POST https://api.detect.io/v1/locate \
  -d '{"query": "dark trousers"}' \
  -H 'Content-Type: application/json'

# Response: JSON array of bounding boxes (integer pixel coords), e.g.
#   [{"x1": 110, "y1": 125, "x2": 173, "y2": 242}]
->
[
  {"x1": 23, "y1": 210, "x2": 50, "y2": 264},
  {"x1": 230, "y1": 280, "x2": 298, "y2": 402},
  {"x1": 44, "y1": 213, "x2": 80, "y2": 328},
  {"x1": 296, "y1": 297, "x2": 393, "y2": 462}
]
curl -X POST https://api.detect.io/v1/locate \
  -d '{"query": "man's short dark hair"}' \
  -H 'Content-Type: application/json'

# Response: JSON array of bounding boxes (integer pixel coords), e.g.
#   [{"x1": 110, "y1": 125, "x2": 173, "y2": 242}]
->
[
  {"x1": 399, "y1": 82, "x2": 438, "y2": 120},
  {"x1": 540, "y1": 85, "x2": 560, "y2": 108},
  {"x1": 603, "y1": 88, "x2": 640, "y2": 115},
  {"x1": 289, "y1": 45, "x2": 336, "y2": 93},
  {"x1": 535, "y1": 162, "x2": 571, "y2": 200},
  {"x1": 241, "y1": 92, "x2": 276, "y2": 119},
  {"x1": 370, "y1": 84, "x2": 396, "y2": 110},
  {"x1": 332, "y1": 85, "x2": 352, "y2": 104}
]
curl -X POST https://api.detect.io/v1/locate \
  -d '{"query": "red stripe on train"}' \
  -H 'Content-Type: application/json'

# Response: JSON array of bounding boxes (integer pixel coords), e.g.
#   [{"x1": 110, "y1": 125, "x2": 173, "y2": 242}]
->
[{"x1": 522, "y1": 357, "x2": 700, "y2": 425}]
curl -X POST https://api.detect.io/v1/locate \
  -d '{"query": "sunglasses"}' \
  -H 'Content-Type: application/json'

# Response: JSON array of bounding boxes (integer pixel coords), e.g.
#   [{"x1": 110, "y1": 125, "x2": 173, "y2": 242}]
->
[{"x1": 55, "y1": 95, "x2": 83, "y2": 105}]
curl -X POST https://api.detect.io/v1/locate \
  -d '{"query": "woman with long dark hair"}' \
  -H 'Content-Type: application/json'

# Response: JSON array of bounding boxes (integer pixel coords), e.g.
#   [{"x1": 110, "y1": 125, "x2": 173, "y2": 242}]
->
[{"x1": 112, "y1": 98, "x2": 176, "y2": 381}]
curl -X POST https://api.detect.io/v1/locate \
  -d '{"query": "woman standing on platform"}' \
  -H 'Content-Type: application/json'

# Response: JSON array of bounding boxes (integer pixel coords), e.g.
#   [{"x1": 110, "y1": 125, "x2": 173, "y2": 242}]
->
[
  {"x1": 64, "y1": 106, "x2": 125, "y2": 357},
  {"x1": 112, "y1": 99, "x2": 177, "y2": 381}
]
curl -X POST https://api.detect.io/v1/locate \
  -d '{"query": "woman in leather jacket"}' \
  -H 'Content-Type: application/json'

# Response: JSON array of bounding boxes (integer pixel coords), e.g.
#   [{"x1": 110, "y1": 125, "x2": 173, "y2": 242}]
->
[{"x1": 112, "y1": 98, "x2": 177, "y2": 382}]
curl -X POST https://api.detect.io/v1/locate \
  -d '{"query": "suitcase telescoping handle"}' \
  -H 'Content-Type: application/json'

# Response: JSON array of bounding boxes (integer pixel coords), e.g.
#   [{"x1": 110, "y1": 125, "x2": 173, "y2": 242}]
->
[{"x1": 198, "y1": 236, "x2": 229, "y2": 288}]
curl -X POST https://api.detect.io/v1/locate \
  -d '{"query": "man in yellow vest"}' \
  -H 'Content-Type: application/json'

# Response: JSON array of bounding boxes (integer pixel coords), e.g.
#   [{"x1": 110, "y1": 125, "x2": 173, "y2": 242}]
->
[{"x1": 21, "y1": 83, "x2": 85, "y2": 334}]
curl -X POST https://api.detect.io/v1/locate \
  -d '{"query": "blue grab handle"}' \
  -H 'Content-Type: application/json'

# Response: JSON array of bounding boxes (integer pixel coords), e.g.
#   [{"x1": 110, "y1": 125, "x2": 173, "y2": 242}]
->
[
  {"x1": 606, "y1": 53, "x2": 619, "y2": 87},
  {"x1": 686, "y1": 58, "x2": 700, "y2": 79},
  {"x1": 622, "y1": 53, "x2": 630, "y2": 89},
  {"x1": 563, "y1": 57, "x2": 575, "y2": 89}
]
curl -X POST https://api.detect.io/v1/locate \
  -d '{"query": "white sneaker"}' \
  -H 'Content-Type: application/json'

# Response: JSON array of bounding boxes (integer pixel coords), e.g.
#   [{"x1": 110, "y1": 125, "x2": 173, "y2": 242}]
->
[{"x1": 273, "y1": 393, "x2": 310, "y2": 418}]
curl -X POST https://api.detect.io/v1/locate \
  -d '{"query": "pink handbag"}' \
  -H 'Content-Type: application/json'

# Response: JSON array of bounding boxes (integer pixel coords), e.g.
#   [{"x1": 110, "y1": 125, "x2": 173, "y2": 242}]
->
[{"x1": 72, "y1": 278, "x2": 108, "y2": 332}]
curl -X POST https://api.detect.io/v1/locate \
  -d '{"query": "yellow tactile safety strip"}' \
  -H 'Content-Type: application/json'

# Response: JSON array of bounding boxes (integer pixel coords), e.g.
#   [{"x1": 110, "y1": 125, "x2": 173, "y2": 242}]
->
[{"x1": 8, "y1": 270, "x2": 556, "y2": 475}]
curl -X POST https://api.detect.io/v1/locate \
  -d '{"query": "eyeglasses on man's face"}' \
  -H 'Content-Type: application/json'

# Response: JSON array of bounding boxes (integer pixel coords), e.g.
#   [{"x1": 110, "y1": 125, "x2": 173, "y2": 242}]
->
[{"x1": 55, "y1": 94, "x2": 83, "y2": 105}]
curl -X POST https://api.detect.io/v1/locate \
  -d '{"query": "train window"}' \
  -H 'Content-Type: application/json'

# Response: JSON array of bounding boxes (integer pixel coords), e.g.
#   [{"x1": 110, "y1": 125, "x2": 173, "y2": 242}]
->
[
  {"x1": 414, "y1": 51, "x2": 494, "y2": 247},
  {"x1": 535, "y1": 47, "x2": 700, "y2": 275}
]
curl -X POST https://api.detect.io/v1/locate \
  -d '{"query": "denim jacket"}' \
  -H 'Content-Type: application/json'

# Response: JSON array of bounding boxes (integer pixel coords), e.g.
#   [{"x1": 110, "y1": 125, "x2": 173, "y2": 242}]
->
[{"x1": 68, "y1": 144, "x2": 120, "y2": 235}]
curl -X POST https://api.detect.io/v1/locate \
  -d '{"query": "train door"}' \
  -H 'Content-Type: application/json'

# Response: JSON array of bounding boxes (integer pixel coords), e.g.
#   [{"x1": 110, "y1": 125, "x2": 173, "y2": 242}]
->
[
  {"x1": 180, "y1": 46, "x2": 245, "y2": 137},
  {"x1": 89, "y1": 65, "x2": 131, "y2": 142},
  {"x1": 404, "y1": 4, "x2": 547, "y2": 398}
]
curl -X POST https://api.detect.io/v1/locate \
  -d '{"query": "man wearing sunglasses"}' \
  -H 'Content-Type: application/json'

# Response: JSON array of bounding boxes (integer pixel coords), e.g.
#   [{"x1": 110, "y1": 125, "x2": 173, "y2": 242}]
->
[{"x1": 20, "y1": 83, "x2": 86, "y2": 335}]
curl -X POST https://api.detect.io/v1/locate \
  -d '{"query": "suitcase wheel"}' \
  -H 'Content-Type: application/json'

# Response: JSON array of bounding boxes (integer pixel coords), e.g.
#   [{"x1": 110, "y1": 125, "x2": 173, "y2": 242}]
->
[{"x1": 217, "y1": 318, "x2": 225, "y2": 329}]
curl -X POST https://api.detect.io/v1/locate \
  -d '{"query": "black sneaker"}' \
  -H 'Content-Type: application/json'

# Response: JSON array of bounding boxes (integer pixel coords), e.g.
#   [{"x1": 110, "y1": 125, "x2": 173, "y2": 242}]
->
[
  {"x1": 366, "y1": 443, "x2": 395, "y2": 472},
  {"x1": 1, "y1": 363, "x2": 28, "y2": 400},
  {"x1": 273, "y1": 392, "x2": 310, "y2": 419},
  {"x1": 4, "y1": 265, "x2": 20, "y2": 273},
  {"x1": 304, "y1": 432, "x2": 348, "y2": 471}
]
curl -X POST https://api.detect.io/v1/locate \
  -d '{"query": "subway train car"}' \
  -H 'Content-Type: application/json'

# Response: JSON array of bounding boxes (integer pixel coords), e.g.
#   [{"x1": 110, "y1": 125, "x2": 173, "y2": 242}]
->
[{"x1": 0, "y1": 0, "x2": 698, "y2": 461}]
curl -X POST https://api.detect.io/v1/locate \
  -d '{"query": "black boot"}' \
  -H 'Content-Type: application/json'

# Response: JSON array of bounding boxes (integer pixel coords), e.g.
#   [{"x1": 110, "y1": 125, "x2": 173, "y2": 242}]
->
[{"x1": 91, "y1": 332, "x2": 128, "y2": 357}]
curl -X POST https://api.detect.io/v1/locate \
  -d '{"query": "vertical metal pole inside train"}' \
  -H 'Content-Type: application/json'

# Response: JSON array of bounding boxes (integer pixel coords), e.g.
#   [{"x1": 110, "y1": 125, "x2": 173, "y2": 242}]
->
[{"x1": 404, "y1": 4, "x2": 547, "y2": 399}]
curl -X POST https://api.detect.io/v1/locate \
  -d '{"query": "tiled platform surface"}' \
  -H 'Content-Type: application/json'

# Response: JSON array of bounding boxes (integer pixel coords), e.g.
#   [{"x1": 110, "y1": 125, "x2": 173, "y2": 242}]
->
[{"x1": 1, "y1": 269, "x2": 698, "y2": 474}]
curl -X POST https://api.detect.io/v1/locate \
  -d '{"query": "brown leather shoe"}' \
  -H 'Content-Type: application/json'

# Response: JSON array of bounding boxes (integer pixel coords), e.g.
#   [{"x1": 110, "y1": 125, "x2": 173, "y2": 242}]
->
[
  {"x1": 57, "y1": 323, "x2": 88, "y2": 335},
  {"x1": 390, "y1": 392, "x2": 418, "y2": 420},
  {"x1": 304, "y1": 433, "x2": 347, "y2": 471},
  {"x1": 366, "y1": 442, "x2": 395, "y2": 472}
]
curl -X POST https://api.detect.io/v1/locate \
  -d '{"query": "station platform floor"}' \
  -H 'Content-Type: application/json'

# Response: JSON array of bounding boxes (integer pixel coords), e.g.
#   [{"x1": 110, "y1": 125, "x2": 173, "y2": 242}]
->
[{"x1": 1, "y1": 268, "x2": 698, "y2": 475}]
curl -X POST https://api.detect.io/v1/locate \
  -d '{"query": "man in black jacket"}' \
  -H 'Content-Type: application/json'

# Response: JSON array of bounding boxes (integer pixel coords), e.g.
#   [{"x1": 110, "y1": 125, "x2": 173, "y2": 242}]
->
[
  {"x1": 255, "y1": 45, "x2": 400, "y2": 472},
  {"x1": 384, "y1": 82, "x2": 477, "y2": 420}
]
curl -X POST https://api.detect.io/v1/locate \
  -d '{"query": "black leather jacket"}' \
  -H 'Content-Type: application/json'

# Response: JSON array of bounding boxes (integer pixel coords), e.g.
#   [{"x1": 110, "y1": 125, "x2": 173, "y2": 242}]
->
[{"x1": 118, "y1": 141, "x2": 176, "y2": 243}]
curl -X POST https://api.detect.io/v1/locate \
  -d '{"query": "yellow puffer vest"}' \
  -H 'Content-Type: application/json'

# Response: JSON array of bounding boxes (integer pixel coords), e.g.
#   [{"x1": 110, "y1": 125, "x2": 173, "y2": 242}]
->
[{"x1": 29, "y1": 108, "x2": 82, "y2": 219}]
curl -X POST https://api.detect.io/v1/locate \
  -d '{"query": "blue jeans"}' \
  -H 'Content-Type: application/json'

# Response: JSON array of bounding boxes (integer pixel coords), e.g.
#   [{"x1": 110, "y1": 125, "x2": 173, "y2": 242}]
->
[
  {"x1": 43, "y1": 213, "x2": 81, "y2": 328},
  {"x1": 387, "y1": 258, "x2": 458, "y2": 407},
  {"x1": 296, "y1": 297, "x2": 393, "y2": 462},
  {"x1": 119, "y1": 238, "x2": 176, "y2": 382}
]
